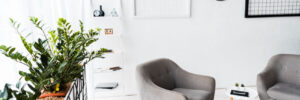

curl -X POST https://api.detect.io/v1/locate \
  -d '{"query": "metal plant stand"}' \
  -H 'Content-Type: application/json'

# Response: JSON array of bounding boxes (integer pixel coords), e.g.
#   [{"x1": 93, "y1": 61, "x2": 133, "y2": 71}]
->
[{"x1": 65, "y1": 66, "x2": 87, "y2": 100}]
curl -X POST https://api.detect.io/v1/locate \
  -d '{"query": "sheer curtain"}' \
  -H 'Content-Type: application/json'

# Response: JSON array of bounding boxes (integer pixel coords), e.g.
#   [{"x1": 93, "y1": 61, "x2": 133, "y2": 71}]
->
[{"x1": 0, "y1": 0, "x2": 87, "y2": 87}]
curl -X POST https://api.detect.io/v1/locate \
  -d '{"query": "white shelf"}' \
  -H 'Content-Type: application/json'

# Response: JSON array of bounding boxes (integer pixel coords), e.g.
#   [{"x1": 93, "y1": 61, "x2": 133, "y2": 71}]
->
[
  {"x1": 93, "y1": 69, "x2": 124, "y2": 76},
  {"x1": 90, "y1": 38, "x2": 124, "y2": 53},
  {"x1": 91, "y1": 17, "x2": 121, "y2": 20},
  {"x1": 94, "y1": 67, "x2": 123, "y2": 73},
  {"x1": 94, "y1": 95, "x2": 138, "y2": 100},
  {"x1": 102, "y1": 34, "x2": 122, "y2": 37},
  {"x1": 94, "y1": 91, "x2": 125, "y2": 98},
  {"x1": 100, "y1": 35, "x2": 123, "y2": 40},
  {"x1": 87, "y1": 0, "x2": 125, "y2": 99},
  {"x1": 94, "y1": 87, "x2": 124, "y2": 98}
]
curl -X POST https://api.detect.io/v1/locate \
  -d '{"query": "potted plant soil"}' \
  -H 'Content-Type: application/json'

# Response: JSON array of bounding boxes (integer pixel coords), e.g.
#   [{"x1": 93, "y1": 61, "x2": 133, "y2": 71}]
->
[{"x1": 0, "y1": 17, "x2": 110, "y2": 100}]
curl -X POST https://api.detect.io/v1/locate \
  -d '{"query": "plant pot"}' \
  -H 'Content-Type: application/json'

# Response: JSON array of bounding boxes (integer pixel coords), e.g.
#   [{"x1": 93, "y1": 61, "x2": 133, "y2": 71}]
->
[
  {"x1": 37, "y1": 96, "x2": 65, "y2": 100},
  {"x1": 38, "y1": 82, "x2": 72, "y2": 100}
]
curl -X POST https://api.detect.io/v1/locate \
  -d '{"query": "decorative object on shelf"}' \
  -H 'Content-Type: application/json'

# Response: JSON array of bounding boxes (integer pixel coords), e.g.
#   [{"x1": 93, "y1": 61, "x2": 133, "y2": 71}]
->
[
  {"x1": 94, "y1": 5, "x2": 105, "y2": 17},
  {"x1": 105, "y1": 28, "x2": 113, "y2": 35},
  {"x1": 110, "y1": 8, "x2": 119, "y2": 17},
  {"x1": 0, "y1": 17, "x2": 110, "y2": 99},
  {"x1": 106, "y1": 49, "x2": 113, "y2": 52},
  {"x1": 245, "y1": 0, "x2": 300, "y2": 18},
  {"x1": 96, "y1": 66, "x2": 122, "y2": 72},
  {"x1": 95, "y1": 82, "x2": 118, "y2": 89},
  {"x1": 109, "y1": 66, "x2": 122, "y2": 71}
]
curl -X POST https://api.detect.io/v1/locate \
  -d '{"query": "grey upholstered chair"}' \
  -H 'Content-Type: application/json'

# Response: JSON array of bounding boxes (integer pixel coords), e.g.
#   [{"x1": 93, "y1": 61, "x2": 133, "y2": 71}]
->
[
  {"x1": 136, "y1": 58, "x2": 215, "y2": 100},
  {"x1": 257, "y1": 54, "x2": 300, "y2": 100}
]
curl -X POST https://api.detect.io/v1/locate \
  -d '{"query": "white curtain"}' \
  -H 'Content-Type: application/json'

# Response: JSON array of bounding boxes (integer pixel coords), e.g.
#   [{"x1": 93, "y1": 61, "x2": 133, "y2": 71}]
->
[{"x1": 0, "y1": 0, "x2": 88, "y2": 87}]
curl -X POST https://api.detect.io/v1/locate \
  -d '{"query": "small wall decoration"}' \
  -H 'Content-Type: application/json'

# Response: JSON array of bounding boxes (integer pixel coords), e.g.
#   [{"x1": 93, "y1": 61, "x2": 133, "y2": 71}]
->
[
  {"x1": 245, "y1": 0, "x2": 300, "y2": 18},
  {"x1": 93, "y1": 5, "x2": 105, "y2": 17},
  {"x1": 105, "y1": 28, "x2": 113, "y2": 35},
  {"x1": 110, "y1": 8, "x2": 119, "y2": 17}
]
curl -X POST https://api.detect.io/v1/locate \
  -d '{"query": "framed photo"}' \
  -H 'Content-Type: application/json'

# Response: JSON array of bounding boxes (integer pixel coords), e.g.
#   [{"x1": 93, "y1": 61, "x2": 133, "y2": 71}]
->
[{"x1": 245, "y1": 0, "x2": 300, "y2": 18}]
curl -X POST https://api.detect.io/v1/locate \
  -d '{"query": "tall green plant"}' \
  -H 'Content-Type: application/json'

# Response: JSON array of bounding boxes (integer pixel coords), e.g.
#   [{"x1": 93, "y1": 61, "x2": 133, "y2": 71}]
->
[
  {"x1": 0, "y1": 17, "x2": 110, "y2": 96},
  {"x1": 0, "y1": 81, "x2": 39, "y2": 100}
]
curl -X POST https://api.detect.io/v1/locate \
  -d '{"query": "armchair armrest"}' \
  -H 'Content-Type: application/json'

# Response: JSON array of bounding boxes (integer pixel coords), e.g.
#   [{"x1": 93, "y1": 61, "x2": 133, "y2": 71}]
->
[
  {"x1": 175, "y1": 69, "x2": 216, "y2": 93},
  {"x1": 257, "y1": 69, "x2": 278, "y2": 100}
]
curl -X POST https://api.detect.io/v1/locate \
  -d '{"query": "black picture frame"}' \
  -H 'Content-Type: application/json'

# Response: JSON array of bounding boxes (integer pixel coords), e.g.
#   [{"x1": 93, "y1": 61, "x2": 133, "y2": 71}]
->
[{"x1": 245, "y1": 0, "x2": 300, "y2": 18}]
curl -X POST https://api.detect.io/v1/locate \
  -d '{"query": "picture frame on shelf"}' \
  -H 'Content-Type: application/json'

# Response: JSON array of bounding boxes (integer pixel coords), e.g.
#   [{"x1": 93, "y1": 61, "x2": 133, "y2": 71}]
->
[{"x1": 105, "y1": 28, "x2": 114, "y2": 35}]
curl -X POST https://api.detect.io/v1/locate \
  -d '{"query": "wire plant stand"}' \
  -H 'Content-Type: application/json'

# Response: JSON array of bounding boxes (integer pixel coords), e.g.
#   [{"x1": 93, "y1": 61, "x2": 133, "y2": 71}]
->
[{"x1": 65, "y1": 66, "x2": 87, "y2": 100}]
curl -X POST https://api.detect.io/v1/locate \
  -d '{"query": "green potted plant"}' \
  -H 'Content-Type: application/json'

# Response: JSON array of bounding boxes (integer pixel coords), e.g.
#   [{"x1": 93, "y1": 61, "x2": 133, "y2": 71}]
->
[
  {"x1": 0, "y1": 81, "x2": 39, "y2": 100},
  {"x1": 0, "y1": 17, "x2": 110, "y2": 99}
]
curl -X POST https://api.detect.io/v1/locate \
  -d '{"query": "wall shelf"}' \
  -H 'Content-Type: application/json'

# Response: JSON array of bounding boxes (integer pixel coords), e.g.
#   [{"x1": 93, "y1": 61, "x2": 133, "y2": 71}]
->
[
  {"x1": 86, "y1": 0, "x2": 125, "y2": 99},
  {"x1": 94, "y1": 67, "x2": 124, "y2": 73}
]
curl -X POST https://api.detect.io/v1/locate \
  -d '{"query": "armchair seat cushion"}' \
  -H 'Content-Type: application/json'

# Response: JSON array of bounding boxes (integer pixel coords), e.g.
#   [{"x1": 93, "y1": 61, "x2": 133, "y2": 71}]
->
[
  {"x1": 267, "y1": 83, "x2": 300, "y2": 100},
  {"x1": 173, "y1": 88, "x2": 210, "y2": 100}
]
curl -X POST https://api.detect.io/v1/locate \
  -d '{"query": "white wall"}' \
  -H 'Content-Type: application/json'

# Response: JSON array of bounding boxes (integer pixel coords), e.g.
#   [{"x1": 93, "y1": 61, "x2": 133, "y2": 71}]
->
[
  {"x1": 1, "y1": 0, "x2": 300, "y2": 96},
  {"x1": 120, "y1": 0, "x2": 300, "y2": 92}
]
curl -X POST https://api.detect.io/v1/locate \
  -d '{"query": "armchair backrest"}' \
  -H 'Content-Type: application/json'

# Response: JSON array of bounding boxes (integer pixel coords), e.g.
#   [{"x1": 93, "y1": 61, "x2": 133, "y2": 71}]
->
[
  {"x1": 138, "y1": 58, "x2": 179, "y2": 90},
  {"x1": 272, "y1": 54, "x2": 300, "y2": 85}
]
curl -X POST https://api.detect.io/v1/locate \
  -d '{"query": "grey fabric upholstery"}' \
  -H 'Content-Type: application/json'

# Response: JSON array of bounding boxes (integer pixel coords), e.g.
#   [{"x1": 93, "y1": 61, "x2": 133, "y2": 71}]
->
[
  {"x1": 257, "y1": 54, "x2": 300, "y2": 100},
  {"x1": 136, "y1": 58, "x2": 215, "y2": 100},
  {"x1": 267, "y1": 83, "x2": 300, "y2": 100},
  {"x1": 173, "y1": 88, "x2": 210, "y2": 100}
]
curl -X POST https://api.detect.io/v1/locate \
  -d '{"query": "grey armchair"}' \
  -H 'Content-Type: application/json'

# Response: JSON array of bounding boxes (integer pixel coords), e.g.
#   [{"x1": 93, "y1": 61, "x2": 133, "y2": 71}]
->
[
  {"x1": 136, "y1": 58, "x2": 215, "y2": 100},
  {"x1": 257, "y1": 54, "x2": 300, "y2": 100}
]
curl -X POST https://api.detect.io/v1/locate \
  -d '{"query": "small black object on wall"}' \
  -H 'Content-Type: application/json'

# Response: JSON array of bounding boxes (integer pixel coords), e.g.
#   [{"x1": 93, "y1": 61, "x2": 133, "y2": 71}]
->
[
  {"x1": 245, "y1": 0, "x2": 300, "y2": 18},
  {"x1": 94, "y1": 5, "x2": 105, "y2": 17}
]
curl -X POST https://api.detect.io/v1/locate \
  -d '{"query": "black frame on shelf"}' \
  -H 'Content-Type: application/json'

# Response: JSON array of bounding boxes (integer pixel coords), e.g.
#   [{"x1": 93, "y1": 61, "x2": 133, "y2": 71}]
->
[{"x1": 245, "y1": 0, "x2": 300, "y2": 18}]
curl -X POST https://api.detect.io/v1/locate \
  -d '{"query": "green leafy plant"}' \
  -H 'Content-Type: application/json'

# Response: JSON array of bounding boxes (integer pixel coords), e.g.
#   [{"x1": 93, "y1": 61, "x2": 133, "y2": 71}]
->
[
  {"x1": 0, "y1": 81, "x2": 39, "y2": 100},
  {"x1": 0, "y1": 84, "x2": 13, "y2": 100},
  {"x1": 0, "y1": 17, "x2": 110, "y2": 98}
]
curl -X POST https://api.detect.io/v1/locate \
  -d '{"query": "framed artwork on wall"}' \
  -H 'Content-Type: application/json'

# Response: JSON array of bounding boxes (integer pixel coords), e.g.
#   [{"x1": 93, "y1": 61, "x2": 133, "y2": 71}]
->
[{"x1": 245, "y1": 0, "x2": 300, "y2": 18}]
